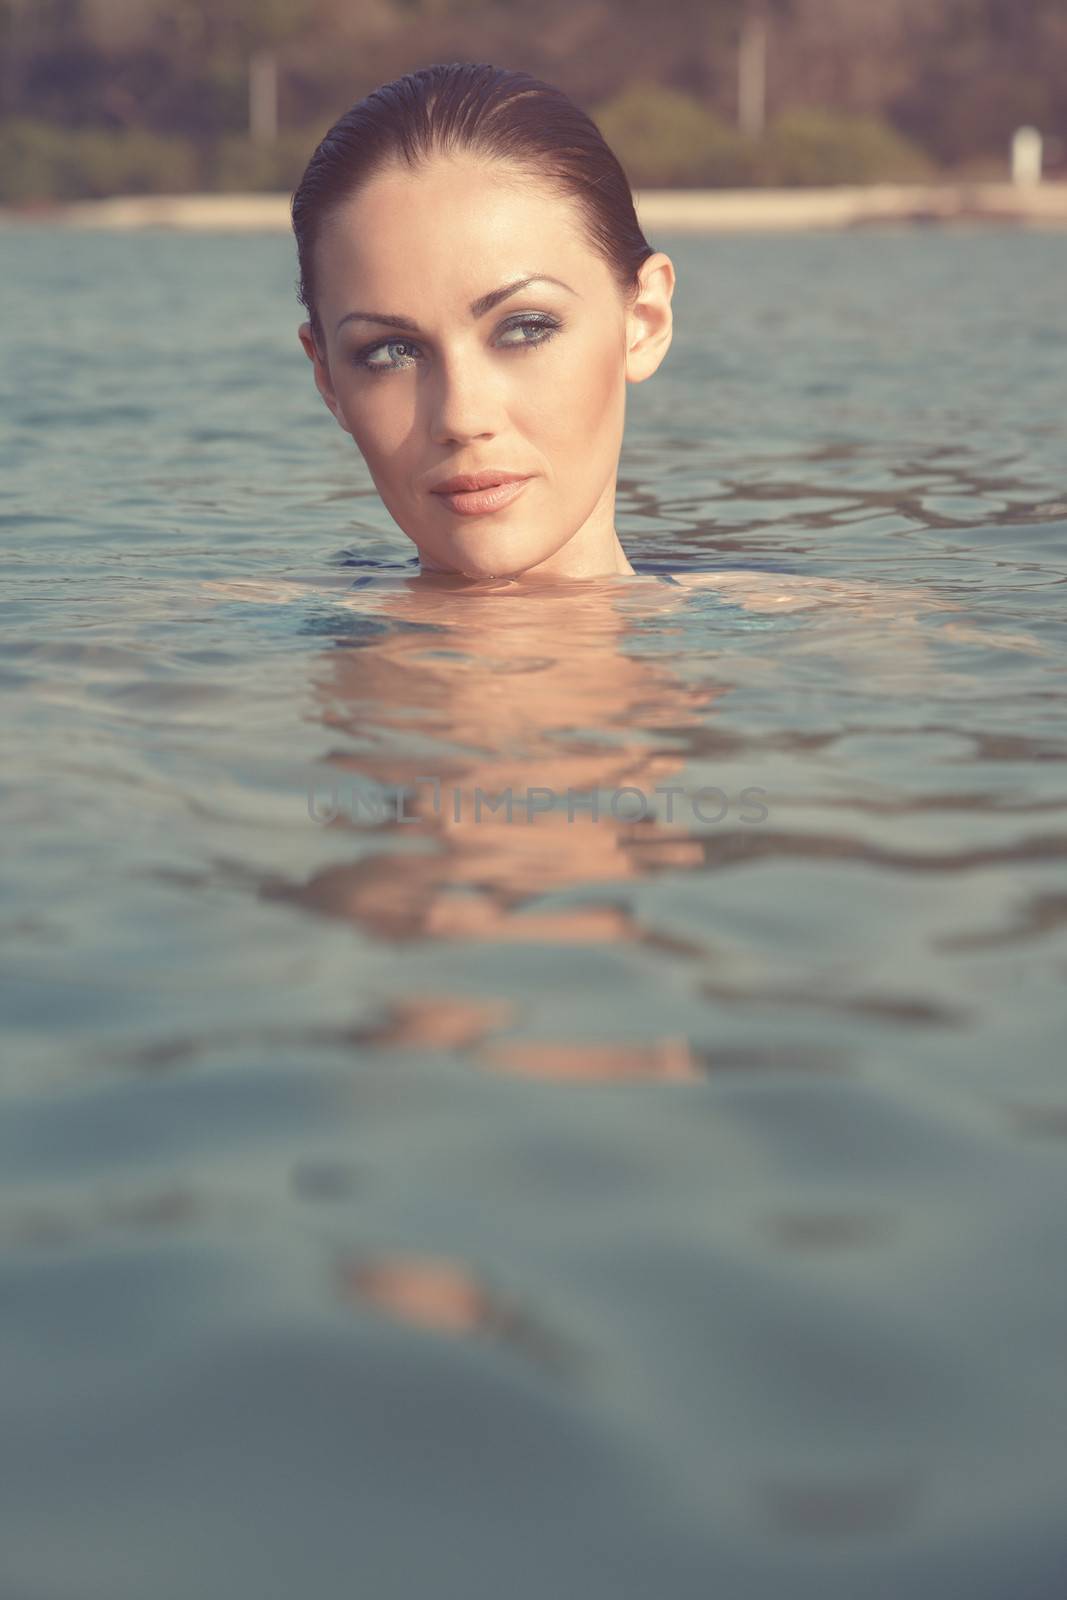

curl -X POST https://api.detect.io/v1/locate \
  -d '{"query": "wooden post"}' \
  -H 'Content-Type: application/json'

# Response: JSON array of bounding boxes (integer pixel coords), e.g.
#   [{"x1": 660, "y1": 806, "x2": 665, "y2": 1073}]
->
[
  {"x1": 738, "y1": 0, "x2": 768, "y2": 138},
  {"x1": 249, "y1": 48, "x2": 278, "y2": 144}
]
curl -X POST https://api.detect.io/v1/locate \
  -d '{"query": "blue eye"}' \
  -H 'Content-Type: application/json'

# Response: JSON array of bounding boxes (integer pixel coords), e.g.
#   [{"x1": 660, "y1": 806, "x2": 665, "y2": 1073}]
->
[
  {"x1": 498, "y1": 314, "x2": 561, "y2": 348},
  {"x1": 356, "y1": 337, "x2": 419, "y2": 374},
  {"x1": 353, "y1": 313, "x2": 561, "y2": 375}
]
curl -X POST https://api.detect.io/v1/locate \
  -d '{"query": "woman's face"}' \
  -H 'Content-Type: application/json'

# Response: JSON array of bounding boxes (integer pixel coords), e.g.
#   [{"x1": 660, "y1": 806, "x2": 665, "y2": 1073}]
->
[{"x1": 299, "y1": 153, "x2": 673, "y2": 579}]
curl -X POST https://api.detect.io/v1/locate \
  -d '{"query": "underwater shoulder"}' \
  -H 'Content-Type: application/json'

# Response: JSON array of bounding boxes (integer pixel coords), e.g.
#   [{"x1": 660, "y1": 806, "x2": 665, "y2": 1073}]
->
[{"x1": 661, "y1": 568, "x2": 819, "y2": 614}]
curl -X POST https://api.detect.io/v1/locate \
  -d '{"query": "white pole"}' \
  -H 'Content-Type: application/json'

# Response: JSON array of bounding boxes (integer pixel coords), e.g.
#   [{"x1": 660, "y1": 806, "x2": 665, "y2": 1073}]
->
[
  {"x1": 249, "y1": 49, "x2": 278, "y2": 145},
  {"x1": 1011, "y1": 126, "x2": 1043, "y2": 186}
]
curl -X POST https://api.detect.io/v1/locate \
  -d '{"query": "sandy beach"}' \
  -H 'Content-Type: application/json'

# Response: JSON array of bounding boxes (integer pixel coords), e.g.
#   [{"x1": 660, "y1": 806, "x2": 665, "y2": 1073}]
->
[{"x1": 4, "y1": 181, "x2": 1067, "y2": 232}]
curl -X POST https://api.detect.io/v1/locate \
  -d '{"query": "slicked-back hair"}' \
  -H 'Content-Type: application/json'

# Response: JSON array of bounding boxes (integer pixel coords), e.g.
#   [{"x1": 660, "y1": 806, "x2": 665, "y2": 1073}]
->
[{"x1": 291, "y1": 61, "x2": 656, "y2": 348}]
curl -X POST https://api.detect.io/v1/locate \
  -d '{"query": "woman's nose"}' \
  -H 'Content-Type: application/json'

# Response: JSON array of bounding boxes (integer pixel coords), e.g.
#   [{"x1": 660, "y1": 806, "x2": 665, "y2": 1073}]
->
[{"x1": 427, "y1": 352, "x2": 501, "y2": 445}]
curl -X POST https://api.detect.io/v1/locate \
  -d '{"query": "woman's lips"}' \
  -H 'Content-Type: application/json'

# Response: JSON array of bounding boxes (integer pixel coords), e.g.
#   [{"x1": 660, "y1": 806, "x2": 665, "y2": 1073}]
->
[{"x1": 432, "y1": 477, "x2": 532, "y2": 517}]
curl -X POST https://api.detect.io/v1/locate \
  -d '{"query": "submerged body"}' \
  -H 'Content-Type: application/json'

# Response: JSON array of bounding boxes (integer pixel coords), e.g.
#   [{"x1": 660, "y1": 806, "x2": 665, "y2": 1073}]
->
[
  {"x1": 203, "y1": 561, "x2": 1037, "y2": 635},
  {"x1": 198, "y1": 550, "x2": 1048, "y2": 1074}
]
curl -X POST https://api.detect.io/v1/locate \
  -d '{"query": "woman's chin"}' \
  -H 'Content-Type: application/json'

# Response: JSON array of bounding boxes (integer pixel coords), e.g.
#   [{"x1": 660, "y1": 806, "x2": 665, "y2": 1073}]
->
[{"x1": 417, "y1": 532, "x2": 559, "y2": 581}]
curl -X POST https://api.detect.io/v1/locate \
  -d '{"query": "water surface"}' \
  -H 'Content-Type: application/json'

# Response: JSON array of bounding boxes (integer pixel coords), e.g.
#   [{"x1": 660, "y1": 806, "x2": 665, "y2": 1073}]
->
[{"x1": 2, "y1": 224, "x2": 1067, "y2": 1598}]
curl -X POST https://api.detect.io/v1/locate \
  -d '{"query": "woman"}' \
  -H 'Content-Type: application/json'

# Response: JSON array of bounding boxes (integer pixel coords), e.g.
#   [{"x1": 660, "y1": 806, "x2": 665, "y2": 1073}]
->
[
  {"x1": 286, "y1": 60, "x2": 877, "y2": 611},
  {"x1": 291, "y1": 58, "x2": 671, "y2": 585}
]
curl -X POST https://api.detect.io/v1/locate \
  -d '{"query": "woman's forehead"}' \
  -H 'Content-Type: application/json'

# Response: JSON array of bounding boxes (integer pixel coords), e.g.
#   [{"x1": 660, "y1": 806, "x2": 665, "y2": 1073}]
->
[{"x1": 317, "y1": 160, "x2": 592, "y2": 299}]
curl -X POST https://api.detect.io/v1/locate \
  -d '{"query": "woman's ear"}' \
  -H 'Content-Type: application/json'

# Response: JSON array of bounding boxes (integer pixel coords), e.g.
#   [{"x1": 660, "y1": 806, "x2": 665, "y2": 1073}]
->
[
  {"x1": 625, "y1": 253, "x2": 675, "y2": 384},
  {"x1": 298, "y1": 320, "x2": 352, "y2": 435}
]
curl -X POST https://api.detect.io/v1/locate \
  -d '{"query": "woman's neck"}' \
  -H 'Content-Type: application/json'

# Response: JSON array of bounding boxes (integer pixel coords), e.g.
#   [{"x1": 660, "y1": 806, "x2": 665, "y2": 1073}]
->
[{"x1": 418, "y1": 525, "x2": 635, "y2": 582}]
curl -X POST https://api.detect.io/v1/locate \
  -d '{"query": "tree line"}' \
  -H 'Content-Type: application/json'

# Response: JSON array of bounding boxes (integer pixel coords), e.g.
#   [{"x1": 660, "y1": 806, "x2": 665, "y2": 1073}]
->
[{"x1": 1, "y1": 0, "x2": 1064, "y2": 200}]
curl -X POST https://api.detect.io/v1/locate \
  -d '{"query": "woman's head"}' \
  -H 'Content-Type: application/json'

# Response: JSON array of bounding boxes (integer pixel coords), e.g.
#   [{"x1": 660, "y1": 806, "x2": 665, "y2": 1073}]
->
[{"x1": 291, "y1": 62, "x2": 674, "y2": 580}]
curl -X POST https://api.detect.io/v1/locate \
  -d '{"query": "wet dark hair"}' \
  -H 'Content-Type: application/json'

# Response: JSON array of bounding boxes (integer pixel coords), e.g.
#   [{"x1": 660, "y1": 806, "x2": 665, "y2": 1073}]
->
[{"x1": 291, "y1": 61, "x2": 657, "y2": 350}]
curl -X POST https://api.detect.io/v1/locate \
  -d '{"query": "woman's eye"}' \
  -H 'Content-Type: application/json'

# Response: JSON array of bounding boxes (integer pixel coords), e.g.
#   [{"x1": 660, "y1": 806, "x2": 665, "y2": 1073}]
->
[
  {"x1": 497, "y1": 314, "x2": 560, "y2": 348},
  {"x1": 354, "y1": 314, "x2": 560, "y2": 375},
  {"x1": 357, "y1": 337, "x2": 419, "y2": 373}
]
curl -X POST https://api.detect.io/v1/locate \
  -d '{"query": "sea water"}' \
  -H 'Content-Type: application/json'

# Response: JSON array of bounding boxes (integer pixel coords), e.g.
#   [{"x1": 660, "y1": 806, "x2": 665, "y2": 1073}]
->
[{"x1": 2, "y1": 223, "x2": 1066, "y2": 1597}]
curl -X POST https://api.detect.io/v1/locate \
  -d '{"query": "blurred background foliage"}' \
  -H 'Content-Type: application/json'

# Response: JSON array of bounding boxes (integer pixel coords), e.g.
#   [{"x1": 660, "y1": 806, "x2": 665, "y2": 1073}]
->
[{"x1": 1, "y1": 0, "x2": 1064, "y2": 202}]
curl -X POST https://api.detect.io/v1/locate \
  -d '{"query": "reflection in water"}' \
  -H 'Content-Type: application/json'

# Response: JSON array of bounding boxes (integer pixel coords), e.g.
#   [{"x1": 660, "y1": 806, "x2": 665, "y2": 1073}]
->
[
  {"x1": 260, "y1": 573, "x2": 720, "y2": 1070},
  {"x1": 480, "y1": 1034, "x2": 699, "y2": 1082},
  {"x1": 240, "y1": 563, "x2": 1057, "y2": 1066},
  {"x1": 338, "y1": 1251, "x2": 579, "y2": 1375},
  {"x1": 340, "y1": 1253, "x2": 501, "y2": 1336},
  {"x1": 97, "y1": 999, "x2": 857, "y2": 1079},
  {"x1": 218, "y1": 538, "x2": 1063, "y2": 1076}
]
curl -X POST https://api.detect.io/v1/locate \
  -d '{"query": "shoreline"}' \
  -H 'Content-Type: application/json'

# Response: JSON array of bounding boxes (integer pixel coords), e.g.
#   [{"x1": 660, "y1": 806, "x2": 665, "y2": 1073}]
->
[{"x1": 3, "y1": 182, "x2": 1067, "y2": 232}]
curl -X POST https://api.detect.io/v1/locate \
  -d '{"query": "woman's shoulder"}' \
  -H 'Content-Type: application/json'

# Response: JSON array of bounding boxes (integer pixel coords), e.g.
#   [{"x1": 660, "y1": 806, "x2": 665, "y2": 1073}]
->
[
  {"x1": 658, "y1": 567, "x2": 874, "y2": 614},
  {"x1": 636, "y1": 562, "x2": 810, "y2": 602},
  {"x1": 661, "y1": 567, "x2": 947, "y2": 617},
  {"x1": 665, "y1": 569, "x2": 803, "y2": 611}
]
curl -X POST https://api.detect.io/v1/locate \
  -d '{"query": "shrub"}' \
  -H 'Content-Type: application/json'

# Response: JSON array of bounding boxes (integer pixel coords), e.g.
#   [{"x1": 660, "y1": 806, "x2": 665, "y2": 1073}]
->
[
  {"x1": 588, "y1": 89, "x2": 933, "y2": 189},
  {"x1": 0, "y1": 120, "x2": 197, "y2": 203},
  {"x1": 590, "y1": 82, "x2": 747, "y2": 188},
  {"x1": 0, "y1": 121, "x2": 63, "y2": 204},
  {"x1": 210, "y1": 129, "x2": 324, "y2": 193},
  {"x1": 759, "y1": 111, "x2": 935, "y2": 186}
]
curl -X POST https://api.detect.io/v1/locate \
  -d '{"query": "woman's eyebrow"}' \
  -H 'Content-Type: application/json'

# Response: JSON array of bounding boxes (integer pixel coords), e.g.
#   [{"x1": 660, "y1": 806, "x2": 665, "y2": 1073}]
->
[{"x1": 334, "y1": 274, "x2": 578, "y2": 335}]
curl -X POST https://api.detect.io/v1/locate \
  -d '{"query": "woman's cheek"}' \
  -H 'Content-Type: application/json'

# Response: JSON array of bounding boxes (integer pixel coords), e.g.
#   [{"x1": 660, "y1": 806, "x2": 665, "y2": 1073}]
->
[
  {"x1": 345, "y1": 397, "x2": 407, "y2": 467},
  {"x1": 536, "y1": 344, "x2": 620, "y2": 458}
]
